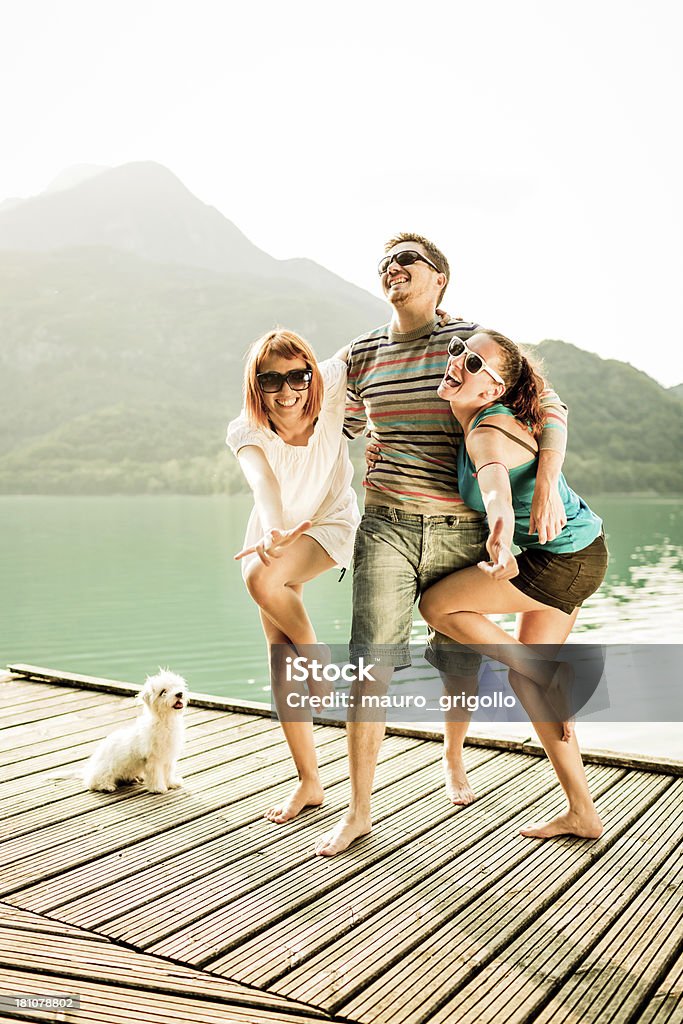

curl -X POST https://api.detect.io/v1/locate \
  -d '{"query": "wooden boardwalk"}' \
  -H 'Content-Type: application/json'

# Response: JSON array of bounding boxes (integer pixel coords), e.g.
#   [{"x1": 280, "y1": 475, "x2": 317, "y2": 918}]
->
[{"x1": 0, "y1": 666, "x2": 681, "y2": 1024}]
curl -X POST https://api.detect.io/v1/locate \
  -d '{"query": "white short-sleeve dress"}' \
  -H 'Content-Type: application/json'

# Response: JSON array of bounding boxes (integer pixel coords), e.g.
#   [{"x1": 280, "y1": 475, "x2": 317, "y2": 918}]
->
[{"x1": 226, "y1": 358, "x2": 361, "y2": 576}]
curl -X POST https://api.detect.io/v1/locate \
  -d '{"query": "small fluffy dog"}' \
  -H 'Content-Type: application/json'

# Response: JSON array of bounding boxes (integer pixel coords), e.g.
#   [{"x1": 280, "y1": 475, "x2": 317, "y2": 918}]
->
[{"x1": 83, "y1": 670, "x2": 188, "y2": 793}]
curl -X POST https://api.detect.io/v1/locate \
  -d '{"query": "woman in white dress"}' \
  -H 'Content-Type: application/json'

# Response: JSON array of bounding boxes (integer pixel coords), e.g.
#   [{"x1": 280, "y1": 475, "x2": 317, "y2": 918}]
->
[{"x1": 226, "y1": 328, "x2": 360, "y2": 823}]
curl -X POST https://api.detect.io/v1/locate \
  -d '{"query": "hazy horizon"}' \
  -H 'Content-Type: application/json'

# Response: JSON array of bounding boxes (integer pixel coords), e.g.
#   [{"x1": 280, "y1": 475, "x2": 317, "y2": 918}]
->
[{"x1": 2, "y1": 1, "x2": 681, "y2": 385}]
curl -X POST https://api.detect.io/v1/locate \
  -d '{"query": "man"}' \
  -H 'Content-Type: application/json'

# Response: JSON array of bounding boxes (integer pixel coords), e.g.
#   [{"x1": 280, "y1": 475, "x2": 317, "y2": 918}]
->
[{"x1": 315, "y1": 233, "x2": 568, "y2": 857}]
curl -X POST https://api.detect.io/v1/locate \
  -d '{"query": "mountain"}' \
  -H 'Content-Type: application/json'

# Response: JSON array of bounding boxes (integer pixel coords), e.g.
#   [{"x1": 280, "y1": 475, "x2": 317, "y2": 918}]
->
[
  {"x1": 43, "y1": 164, "x2": 111, "y2": 193},
  {"x1": 0, "y1": 161, "x2": 376, "y2": 306},
  {"x1": 534, "y1": 341, "x2": 683, "y2": 493},
  {"x1": 0, "y1": 162, "x2": 680, "y2": 495},
  {"x1": 0, "y1": 160, "x2": 388, "y2": 495},
  {"x1": 669, "y1": 383, "x2": 683, "y2": 401},
  {"x1": 0, "y1": 161, "x2": 277, "y2": 276}
]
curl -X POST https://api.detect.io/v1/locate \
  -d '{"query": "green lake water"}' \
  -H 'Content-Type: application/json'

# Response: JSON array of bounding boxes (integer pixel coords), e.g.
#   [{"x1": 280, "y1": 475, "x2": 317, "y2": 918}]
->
[{"x1": 2, "y1": 494, "x2": 682, "y2": 706}]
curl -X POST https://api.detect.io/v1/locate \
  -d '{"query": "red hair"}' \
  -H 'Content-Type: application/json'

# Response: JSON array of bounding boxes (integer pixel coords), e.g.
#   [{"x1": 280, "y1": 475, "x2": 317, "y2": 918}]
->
[{"x1": 243, "y1": 328, "x2": 324, "y2": 429}]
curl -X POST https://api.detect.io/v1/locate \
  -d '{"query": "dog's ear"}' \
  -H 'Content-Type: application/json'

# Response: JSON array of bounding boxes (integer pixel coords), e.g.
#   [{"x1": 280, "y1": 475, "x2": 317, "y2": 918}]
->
[{"x1": 138, "y1": 683, "x2": 153, "y2": 707}]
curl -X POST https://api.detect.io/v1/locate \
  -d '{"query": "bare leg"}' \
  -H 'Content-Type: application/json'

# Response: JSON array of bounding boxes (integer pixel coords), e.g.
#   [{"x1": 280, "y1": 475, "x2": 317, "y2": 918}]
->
[
  {"x1": 420, "y1": 567, "x2": 575, "y2": 737},
  {"x1": 244, "y1": 536, "x2": 335, "y2": 645},
  {"x1": 243, "y1": 537, "x2": 335, "y2": 824},
  {"x1": 420, "y1": 569, "x2": 602, "y2": 839},
  {"x1": 441, "y1": 672, "x2": 479, "y2": 805},
  {"x1": 315, "y1": 666, "x2": 393, "y2": 856},
  {"x1": 513, "y1": 612, "x2": 603, "y2": 839}
]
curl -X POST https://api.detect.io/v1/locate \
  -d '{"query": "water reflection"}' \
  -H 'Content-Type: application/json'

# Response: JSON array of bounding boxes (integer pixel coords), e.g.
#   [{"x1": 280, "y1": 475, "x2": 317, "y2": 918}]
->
[
  {"x1": 575, "y1": 496, "x2": 683, "y2": 640},
  {"x1": 2, "y1": 495, "x2": 682, "y2": 694}
]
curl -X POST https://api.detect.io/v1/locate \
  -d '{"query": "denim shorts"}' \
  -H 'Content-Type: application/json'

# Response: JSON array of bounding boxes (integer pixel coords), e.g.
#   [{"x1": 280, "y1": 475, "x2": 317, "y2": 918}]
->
[
  {"x1": 511, "y1": 531, "x2": 609, "y2": 615},
  {"x1": 350, "y1": 504, "x2": 488, "y2": 675}
]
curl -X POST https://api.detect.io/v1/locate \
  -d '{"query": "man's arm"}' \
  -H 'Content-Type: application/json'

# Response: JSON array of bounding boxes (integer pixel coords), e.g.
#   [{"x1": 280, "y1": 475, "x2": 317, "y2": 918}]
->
[{"x1": 532, "y1": 388, "x2": 569, "y2": 544}]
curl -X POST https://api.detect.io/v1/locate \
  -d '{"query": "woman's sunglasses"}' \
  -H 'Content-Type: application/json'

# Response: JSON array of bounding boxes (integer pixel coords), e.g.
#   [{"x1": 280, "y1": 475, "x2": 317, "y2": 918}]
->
[
  {"x1": 377, "y1": 249, "x2": 440, "y2": 277},
  {"x1": 447, "y1": 339, "x2": 505, "y2": 385},
  {"x1": 256, "y1": 368, "x2": 313, "y2": 393}
]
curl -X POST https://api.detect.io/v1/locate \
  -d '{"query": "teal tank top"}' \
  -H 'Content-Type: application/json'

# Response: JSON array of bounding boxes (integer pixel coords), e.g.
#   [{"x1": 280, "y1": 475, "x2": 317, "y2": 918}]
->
[{"x1": 457, "y1": 403, "x2": 602, "y2": 553}]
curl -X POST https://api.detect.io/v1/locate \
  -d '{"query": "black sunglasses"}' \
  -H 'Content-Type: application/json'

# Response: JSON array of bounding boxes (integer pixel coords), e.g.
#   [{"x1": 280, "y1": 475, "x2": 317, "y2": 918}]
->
[
  {"x1": 377, "y1": 249, "x2": 440, "y2": 277},
  {"x1": 256, "y1": 368, "x2": 313, "y2": 393}
]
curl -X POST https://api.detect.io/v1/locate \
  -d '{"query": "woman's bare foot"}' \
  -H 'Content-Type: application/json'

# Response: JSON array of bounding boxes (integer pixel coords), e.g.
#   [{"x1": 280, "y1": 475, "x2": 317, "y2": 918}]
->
[
  {"x1": 315, "y1": 811, "x2": 372, "y2": 856},
  {"x1": 442, "y1": 754, "x2": 476, "y2": 805},
  {"x1": 519, "y1": 809, "x2": 603, "y2": 839},
  {"x1": 264, "y1": 780, "x2": 324, "y2": 824}
]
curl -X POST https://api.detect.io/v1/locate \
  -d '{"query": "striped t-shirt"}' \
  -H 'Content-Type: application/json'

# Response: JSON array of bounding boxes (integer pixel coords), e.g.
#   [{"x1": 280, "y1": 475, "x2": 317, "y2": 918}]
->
[{"x1": 345, "y1": 315, "x2": 568, "y2": 517}]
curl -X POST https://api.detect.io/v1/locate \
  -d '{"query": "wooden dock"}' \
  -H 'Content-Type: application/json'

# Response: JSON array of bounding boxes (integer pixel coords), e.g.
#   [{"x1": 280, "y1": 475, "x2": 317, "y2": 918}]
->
[{"x1": 0, "y1": 665, "x2": 681, "y2": 1024}]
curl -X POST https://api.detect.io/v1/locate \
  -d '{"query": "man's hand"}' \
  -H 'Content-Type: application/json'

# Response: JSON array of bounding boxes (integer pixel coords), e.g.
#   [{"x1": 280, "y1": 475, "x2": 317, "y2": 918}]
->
[
  {"x1": 235, "y1": 520, "x2": 312, "y2": 566},
  {"x1": 478, "y1": 517, "x2": 519, "y2": 580},
  {"x1": 529, "y1": 477, "x2": 567, "y2": 544}
]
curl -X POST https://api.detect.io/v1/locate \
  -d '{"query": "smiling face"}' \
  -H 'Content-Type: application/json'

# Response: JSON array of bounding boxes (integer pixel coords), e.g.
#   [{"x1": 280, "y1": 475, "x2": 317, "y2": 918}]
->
[
  {"x1": 437, "y1": 333, "x2": 506, "y2": 408},
  {"x1": 257, "y1": 353, "x2": 310, "y2": 422},
  {"x1": 381, "y1": 241, "x2": 446, "y2": 311}
]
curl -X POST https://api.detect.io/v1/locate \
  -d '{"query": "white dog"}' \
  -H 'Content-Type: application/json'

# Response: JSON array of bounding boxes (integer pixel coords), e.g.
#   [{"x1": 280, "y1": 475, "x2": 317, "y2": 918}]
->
[{"x1": 83, "y1": 670, "x2": 188, "y2": 793}]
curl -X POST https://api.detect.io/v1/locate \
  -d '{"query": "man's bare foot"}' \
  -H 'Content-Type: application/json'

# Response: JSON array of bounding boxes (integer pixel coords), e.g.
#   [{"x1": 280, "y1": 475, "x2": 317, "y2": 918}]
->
[
  {"x1": 520, "y1": 809, "x2": 603, "y2": 839},
  {"x1": 264, "y1": 780, "x2": 324, "y2": 824},
  {"x1": 315, "y1": 811, "x2": 372, "y2": 856},
  {"x1": 442, "y1": 754, "x2": 476, "y2": 805}
]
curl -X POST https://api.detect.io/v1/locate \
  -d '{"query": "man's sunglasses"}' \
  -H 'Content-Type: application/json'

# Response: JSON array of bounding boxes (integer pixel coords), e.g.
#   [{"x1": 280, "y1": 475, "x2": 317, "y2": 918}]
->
[
  {"x1": 256, "y1": 368, "x2": 313, "y2": 393},
  {"x1": 377, "y1": 249, "x2": 440, "y2": 277},
  {"x1": 447, "y1": 339, "x2": 505, "y2": 385}
]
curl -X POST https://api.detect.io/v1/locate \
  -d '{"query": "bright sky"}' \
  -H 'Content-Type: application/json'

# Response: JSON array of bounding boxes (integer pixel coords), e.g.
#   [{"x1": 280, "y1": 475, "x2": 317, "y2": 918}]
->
[{"x1": 2, "y1": 0, "x2": 681, "y2": 385}]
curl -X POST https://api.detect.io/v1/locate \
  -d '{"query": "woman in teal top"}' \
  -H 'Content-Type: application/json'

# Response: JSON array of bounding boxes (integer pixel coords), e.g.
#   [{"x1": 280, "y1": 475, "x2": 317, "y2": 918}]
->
[
  {"x1": 458, "y1": 401, "x2": 603, "y2": 555},
  {"x1": 420, "y1": 329, "x2": 608, "y2": 841}
]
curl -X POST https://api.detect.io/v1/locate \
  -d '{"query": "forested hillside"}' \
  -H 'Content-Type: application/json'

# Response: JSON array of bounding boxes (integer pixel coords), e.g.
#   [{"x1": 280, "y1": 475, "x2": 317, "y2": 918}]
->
[{"x1": 1, "y1": 162, "x2": 680, "y2": 495}]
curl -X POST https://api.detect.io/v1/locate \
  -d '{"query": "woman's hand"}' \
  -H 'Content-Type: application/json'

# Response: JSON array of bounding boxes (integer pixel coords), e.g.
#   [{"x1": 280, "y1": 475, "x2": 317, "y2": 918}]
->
[
  {"x1": 529, "y1": 451, "x2": 567, "y2": 543},
  {"x1": 478, "y1": 517, "x2": 519, "y2": 580},
  {"x1": 365, "y1": 441, "x2": 381, "y2": 471},
  {"x1": 235, "y1": 520, "x2": 312, "y2": 566}
]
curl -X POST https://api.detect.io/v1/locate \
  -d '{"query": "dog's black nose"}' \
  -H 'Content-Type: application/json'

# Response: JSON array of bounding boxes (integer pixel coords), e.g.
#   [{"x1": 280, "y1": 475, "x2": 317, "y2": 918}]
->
[{"x1": 175, "y1": 692, "x2": 183, "y2": 698}]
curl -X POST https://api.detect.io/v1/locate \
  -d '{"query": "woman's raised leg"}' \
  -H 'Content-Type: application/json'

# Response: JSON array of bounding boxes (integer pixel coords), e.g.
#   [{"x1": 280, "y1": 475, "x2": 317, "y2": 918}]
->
[
  {"x1": 420, "y1": 567, "x2": 576, "y2": 734},
  {"x1": 420, "y1": 567, "x2": 603, "y2": 838}
]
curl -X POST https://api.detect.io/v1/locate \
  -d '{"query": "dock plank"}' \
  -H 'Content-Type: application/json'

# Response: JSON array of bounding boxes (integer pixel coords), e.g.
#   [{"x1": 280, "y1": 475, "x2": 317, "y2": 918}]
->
[
  {"x1": 89, "y1": 740, "x2": 446, "y2": 949},
  {"x1": 0, "y1": 903, "x2": 330, "y2": 1020},
  {"x1": 0, "y1": 716, "x2": 319, "y2": 836},
  {"x1": 0, "y1": 731, "x2": 354, "y2": 894},
  {"x1": 45, "y1": 741, "x2": 471, "y2": 930},
  {"x1": 294, "y1": 771, "x2": 672, "y2": 1020},
  {"x1": 8, "y1": 739, "x2": 414, "y2": 915},
  {"x1": 339, "y1": 777, "x2": 679, "y2": 1024},
  {"x1": 2, "y1": 669, "x2": 681, "y2": 1024},
  {"x1": 213, "y1": 762, "x2": 621, "y2": 986},
  {"x1": 636, "y1": 955, "x2": 683, "y2": 1024}
]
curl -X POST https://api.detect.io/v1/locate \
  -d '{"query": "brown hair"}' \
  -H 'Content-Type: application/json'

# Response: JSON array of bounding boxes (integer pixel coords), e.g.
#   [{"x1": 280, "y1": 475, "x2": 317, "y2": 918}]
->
[
  {"x1": 243, "y1": 328, "x2": 324, "y2": 429},
  {"x1": 473, "y1": 330, "x2": 547, "y2": 439},
  {"x1": 383, "y1": 232, "x2": 450, "y2": 304}
]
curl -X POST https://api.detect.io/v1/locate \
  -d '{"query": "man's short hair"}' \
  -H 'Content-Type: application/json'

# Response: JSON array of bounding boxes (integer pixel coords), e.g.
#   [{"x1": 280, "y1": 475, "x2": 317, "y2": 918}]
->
[{"x1": 384, "y1": 232, "x2": 450, "y2": 304}]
